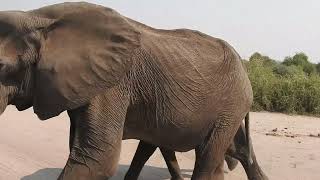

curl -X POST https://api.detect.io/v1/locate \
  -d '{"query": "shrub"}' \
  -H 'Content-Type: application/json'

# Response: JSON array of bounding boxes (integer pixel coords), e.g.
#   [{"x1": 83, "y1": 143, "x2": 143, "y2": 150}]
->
[
  {"x1": 247, "y1": 56, "x2": 277, "y2": 111},
  {"x1": 283, "y1": 53, "x2": 316, "y2": 75},
  {"x1": 245, "y1": 52, "x2": 320, "y2": 116}
]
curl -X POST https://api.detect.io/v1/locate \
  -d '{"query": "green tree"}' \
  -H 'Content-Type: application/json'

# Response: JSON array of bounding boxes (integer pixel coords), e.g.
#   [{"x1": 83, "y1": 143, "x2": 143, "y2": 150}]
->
[
  {"x1": 246, "y1": 52, "x2": 320, "y2": 116},
  {"x1": 249, "y1": 52, "x2": 277, "y2": 67},
  {"x1": 282, "y1": 53, "x2": 315, "y2": 75},
  {"x1": 249, "y1": 52, "x2": 262, "y2": 61}
]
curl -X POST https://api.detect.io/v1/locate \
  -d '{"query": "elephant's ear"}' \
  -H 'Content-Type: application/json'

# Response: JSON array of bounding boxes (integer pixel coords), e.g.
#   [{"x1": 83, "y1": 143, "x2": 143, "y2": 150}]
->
[{"x1": 34, "y1": 9, "x2": 140, "y2": 120}]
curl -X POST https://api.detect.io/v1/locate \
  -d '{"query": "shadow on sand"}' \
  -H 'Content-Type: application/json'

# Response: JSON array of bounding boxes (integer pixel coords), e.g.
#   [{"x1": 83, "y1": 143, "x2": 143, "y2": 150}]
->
[
  {"x1": 21, "y1": 168, "x2": 61, "y2": 180},
  {"x1": 21, "y1": 165, "x2": 193, "y2": 180}
]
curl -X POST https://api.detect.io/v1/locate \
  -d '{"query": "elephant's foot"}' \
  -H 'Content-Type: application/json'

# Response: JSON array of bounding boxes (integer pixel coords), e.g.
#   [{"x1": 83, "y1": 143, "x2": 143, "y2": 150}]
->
[
  {"x1": 245, "y1": 161, "x2": 269, "y2": 180},
  {"x1": 171, "y1": 175, "x2": 184, "y2": 180},
  {"x1": 57, "y1": 164, "x2": 112, "y2": 180},
  {"x1": 191, "y1": 163, "x2": 224, "y2": 180},
  {"x1": 159, "y1": 148, "x2": 184, "y2": 180},
  {"x1": 247, "y1": 165, "x2": 268, "y2": 180}
]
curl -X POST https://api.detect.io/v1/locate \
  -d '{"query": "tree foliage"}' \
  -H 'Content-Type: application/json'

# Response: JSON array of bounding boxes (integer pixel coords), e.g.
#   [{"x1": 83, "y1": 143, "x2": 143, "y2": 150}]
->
[
  {"x1": 282, "y1": 53, "x2": 316, "y2": 75},
  {"x1": 246, "y1": 52, "x2": 320, "y2": 115}
]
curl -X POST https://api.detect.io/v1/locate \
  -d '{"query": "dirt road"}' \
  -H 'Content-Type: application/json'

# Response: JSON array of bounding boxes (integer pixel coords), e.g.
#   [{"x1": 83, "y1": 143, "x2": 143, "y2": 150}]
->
[{"x1": 0, "y1": 106, "x2": 319, "y2": 180}]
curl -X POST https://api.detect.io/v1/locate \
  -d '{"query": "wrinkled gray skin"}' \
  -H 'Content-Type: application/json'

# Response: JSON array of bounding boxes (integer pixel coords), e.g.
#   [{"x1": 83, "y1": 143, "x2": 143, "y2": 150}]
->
[
  {"x1": 0, "y1": 2, "x2": 267, "y2": 180},
  {"x1": 126, "y1": 117, "x2": 267, "y2": 180}
]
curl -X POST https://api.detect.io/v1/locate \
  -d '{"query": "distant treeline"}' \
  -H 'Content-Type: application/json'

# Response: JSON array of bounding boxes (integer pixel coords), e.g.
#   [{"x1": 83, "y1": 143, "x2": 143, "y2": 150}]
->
[{"x1": 243, "y1": 52, "x2": 320, "y2": 116}]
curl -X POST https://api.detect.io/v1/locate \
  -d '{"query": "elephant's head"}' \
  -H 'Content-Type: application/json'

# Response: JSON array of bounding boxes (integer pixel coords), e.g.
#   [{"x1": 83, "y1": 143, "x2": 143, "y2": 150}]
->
[{"x1": 0, "y1": 3, "x2": 140, "y2": 120}]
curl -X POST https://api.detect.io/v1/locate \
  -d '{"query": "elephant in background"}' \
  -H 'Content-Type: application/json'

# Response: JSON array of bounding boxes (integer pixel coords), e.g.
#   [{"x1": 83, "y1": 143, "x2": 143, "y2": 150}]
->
[{"x1": 0, "y1": 2, "x2": 268, "y2": 180}]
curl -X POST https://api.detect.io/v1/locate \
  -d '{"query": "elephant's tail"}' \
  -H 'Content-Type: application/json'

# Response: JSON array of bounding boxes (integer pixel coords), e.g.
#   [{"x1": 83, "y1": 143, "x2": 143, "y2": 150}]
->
[
  {"x1": 245, "y1": 113, "x2": 249, "y2": 141},
  {"x1": 244, "y1": 112, "x2": 251, "y2": 155}
]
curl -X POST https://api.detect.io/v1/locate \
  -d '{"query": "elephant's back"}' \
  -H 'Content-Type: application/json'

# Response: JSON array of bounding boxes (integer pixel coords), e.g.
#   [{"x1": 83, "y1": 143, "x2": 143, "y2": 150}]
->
[
  {"x1": 129, "y1": 27, "x2": 252, "y2": 118},
  {"x1": 139, "y1": 28, "x2": 248, "y2": 96}
]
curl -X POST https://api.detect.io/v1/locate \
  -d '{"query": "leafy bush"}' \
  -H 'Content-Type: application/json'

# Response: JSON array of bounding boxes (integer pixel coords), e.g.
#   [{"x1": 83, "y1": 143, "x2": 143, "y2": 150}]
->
[
  {"x1": 245, "y1": 52, "x2": 320, "y2": 116},
  {"x1": 282, "y1": 53, "x2": 316, "y2": 75}
]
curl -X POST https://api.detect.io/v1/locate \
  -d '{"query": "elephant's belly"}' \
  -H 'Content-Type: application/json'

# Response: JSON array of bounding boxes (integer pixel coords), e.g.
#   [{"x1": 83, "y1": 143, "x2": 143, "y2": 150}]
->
[
  {"x1": 124, "y1": 128, "x2": 204, "y2": 152},
  {"x1": 149, "y1": 130, "x2": 206, "y2": 152},
  {"x1": 123, "y1": 112, "x2": 215, "y2": 152}
]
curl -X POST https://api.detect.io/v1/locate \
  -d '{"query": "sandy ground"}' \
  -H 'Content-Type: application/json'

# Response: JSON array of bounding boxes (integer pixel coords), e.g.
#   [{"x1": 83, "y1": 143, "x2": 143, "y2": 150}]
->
[{"x1": 0, "y1": 106, "x2": 320, "y2": 180}]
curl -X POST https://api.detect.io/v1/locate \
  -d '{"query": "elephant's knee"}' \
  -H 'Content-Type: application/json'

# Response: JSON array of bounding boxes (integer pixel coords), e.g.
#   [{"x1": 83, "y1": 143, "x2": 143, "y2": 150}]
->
[{"x1": 103, "y1": 164, "x2": 118, "y2": 178}]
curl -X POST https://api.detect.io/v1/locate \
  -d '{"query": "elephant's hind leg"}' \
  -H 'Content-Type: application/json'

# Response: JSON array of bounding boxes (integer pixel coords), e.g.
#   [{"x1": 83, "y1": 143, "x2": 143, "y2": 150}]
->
[
  {"x1": 124, "y1": 141, "x2": 157, "y2": 180},
  {"x1": 193, "y1": 144, "x2": 225, "y2": 180},
  {"x1": 230, "y1": 115, "x2": 269, "y2": 180},
  {"x1": 191, "y1": 114, "x2": 244, "y2": 180}
]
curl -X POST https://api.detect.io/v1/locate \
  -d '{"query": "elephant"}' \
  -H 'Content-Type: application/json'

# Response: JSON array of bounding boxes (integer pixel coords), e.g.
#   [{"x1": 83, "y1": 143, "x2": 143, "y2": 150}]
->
[
  {"x1": 125, "y1": 116, "x2": 268, "y2": 180},
  {"x1": 0, "y1": 2, "x2": 268, "y2": 180}
]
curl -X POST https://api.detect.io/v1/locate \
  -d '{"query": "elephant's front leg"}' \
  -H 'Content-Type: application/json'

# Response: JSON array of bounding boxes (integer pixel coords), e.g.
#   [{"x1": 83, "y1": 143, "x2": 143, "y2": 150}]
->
[{"x1": 59, "y1": 93, "x2": 129, "y2": 180}]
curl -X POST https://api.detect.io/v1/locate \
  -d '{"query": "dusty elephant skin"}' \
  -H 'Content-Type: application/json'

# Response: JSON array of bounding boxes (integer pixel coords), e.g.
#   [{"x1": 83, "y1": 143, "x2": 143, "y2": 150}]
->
[
  {"x1": 126, "y1": 117, "x2": 268, "y2": 180},
  {"x1": 0, "y1": 2, "x2": 267, "y2": 180}
]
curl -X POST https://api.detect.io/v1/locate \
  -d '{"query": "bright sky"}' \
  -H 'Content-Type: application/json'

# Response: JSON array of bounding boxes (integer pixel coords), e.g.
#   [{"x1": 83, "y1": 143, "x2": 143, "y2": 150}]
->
[{"x1": 1, "y1": 0, "x2": 319, "y2": 62}]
